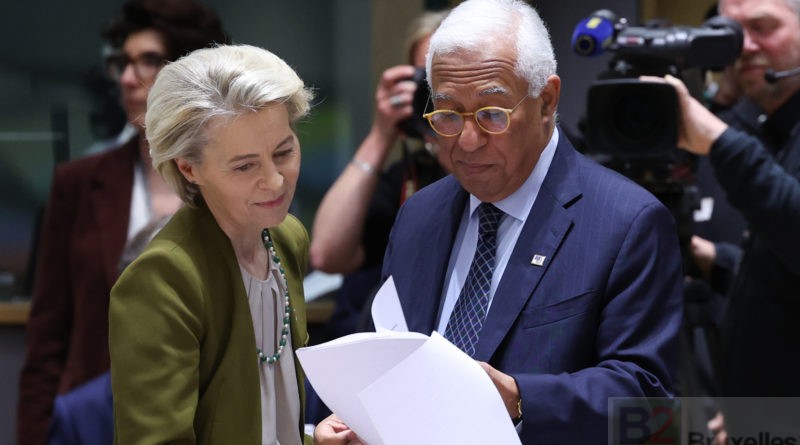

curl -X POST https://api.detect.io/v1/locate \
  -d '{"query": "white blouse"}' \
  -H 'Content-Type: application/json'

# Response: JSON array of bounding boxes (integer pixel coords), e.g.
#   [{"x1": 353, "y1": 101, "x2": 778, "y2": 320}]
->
[{"x1": 240, "y1": 260, "x2": 302, "y2": 445}]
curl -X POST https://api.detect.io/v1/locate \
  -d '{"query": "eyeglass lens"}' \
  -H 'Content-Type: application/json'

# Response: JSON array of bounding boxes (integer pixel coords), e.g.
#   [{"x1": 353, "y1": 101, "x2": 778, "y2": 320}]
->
[
  {"x1": 429, "y1": 108, "x2": 511, "y2": 136},
  {"x1": 106, "y1": 51, "x2": 165, "y2": 82}
]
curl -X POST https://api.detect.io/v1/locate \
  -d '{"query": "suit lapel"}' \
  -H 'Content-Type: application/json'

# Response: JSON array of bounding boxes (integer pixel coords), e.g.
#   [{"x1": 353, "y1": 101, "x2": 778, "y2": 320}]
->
[
  {"x1": 89, "y1": 140, "x2": 137, "y2": 289},
  {"x1": 399, "y1": 177, "x2": 468, "y2": 335},
  {"x1": 474, "y1": 136, "x2": 583, "y2": 362}
]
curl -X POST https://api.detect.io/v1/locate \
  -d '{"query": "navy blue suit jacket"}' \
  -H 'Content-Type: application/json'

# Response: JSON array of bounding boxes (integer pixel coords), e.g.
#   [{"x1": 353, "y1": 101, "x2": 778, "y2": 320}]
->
[{"x1": 382, "y1": 132, "x2": 683, "y2": 444}]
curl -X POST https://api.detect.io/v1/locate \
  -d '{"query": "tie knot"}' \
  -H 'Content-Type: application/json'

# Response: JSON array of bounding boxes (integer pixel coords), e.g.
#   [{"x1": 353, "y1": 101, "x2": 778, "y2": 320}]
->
[{"x1": 477, "y1": 203, "x2": 504, "y2": 236}]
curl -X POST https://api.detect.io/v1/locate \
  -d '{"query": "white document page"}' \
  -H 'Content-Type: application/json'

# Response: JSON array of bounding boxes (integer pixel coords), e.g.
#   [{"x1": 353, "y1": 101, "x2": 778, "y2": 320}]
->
[
  {"x1": 370, "y1": 276, "x2": 408, "y2": 332},
  {"x1": 296, "y1": 275, "x2": 521, "y2": 445},
  {"x1": 296, "y1": 331, "x2": 428, "y2": 444},
  {"x1": 358, "y1": 332, "x2": 521, "y2": 445}
]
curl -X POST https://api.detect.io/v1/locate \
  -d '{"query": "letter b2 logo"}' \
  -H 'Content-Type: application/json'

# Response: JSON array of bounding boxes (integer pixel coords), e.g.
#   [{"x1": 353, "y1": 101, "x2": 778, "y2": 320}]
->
[{"x1": 610, "y1": 398, "x2": 681, "y2": 444}]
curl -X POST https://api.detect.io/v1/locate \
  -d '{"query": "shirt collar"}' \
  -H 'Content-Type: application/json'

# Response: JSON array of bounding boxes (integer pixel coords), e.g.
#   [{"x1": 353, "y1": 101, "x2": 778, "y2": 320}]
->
[{"x1": 468, "y1": 126, "x2": 559, "y2": 222}]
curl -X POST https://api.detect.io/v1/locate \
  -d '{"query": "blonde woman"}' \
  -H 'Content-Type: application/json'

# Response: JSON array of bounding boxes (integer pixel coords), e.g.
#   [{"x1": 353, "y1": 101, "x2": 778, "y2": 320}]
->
[{"x1": 109, "y1": 44, "x2": 357, "y2": 445}]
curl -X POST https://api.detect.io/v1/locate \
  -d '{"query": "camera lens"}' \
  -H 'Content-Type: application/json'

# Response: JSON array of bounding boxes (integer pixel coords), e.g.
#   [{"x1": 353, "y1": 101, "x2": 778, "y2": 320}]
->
[
  {"x1": 586, "y1": 79, "x2": 678, "y2": 159},
  {"x1": 397, "y1": 68, "x2": 433, "y2": 139},
  {"x1": 611, "y1": 92, "x2": 666, "y2": 153}
]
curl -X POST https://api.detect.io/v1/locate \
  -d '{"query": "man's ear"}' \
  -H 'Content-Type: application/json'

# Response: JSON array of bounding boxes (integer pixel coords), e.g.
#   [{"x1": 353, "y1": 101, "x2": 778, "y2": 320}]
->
[
  {"x1": 175, "y1": 158, "x2": 197, "y2": 184},
  {"x1": 539, "y1": 75, "x2": 561, "y2": 121}
]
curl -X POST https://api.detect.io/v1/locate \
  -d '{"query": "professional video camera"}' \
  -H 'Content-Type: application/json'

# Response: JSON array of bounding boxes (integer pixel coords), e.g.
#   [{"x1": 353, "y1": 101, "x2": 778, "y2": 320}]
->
[
  {"x1": 573, "y1": 9, "x2": 743, "y2": 161},
  {"x1": 572, "y1": 10, "x2": 743, "y2": 265}
]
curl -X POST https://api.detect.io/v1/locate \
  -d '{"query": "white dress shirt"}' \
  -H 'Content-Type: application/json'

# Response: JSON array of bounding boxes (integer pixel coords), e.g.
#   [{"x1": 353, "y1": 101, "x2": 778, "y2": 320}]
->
[{"x1": 436, "y1": 128, "x2": 559, "y2": 333}]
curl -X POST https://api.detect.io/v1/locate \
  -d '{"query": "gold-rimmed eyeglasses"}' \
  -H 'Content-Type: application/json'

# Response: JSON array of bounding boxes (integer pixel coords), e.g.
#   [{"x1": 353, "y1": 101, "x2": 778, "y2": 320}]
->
[
  {"x1": 422, "y1": 95, "x2": 529, "y2": 137},
  {"x1": 105, "y1": 50, "x2": 166, "y2": 83}
]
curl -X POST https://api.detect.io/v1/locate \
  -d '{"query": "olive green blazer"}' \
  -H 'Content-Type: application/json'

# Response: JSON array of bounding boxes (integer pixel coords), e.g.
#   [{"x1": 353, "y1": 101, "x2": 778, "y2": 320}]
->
[{"x1": 109, "y1": 202, "x2": 313, "y2": 444}]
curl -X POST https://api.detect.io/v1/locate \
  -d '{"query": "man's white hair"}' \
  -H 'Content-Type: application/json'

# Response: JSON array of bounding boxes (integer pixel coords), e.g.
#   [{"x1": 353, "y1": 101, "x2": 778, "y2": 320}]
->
[{"x1": 425, "y1": 0, "x2": 557, "y2": 97}]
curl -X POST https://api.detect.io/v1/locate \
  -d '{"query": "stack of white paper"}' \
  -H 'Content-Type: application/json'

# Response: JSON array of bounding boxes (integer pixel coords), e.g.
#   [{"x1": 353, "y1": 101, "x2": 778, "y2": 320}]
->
[{"x1": 296, "y1": 277, "x2": 521, "y2": 445}]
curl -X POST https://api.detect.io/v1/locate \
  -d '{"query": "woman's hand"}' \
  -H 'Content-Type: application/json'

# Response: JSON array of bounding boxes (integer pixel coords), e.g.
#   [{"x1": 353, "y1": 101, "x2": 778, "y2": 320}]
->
[
  {"x1": 312, "y1": 414, "x2": 364, "y2": 445},
  {"x1": 373, "y1": 65, "x2": 419, "y2": 142}
]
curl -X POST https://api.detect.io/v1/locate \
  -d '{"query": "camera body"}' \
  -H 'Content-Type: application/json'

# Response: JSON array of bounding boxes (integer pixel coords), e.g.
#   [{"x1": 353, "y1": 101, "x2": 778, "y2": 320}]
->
[
  {"x1": 575, "y1": 12, "x2": 743, "y2": 161},
  {"x1": 397, "y1": 67, "x2": 434, "y2": 140}
]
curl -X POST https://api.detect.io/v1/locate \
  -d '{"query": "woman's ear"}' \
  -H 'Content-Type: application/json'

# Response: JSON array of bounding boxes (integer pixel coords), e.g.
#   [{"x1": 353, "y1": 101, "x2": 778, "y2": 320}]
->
[{"x1": 175, "y1": 158, "x2": 198, "y2": 184}]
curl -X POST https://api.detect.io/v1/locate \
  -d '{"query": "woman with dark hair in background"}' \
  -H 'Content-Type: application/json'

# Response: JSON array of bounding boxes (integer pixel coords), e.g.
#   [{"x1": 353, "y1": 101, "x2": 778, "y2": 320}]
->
[{"x1": 16, "y1": 1, "x2": 229, "y2": 443}]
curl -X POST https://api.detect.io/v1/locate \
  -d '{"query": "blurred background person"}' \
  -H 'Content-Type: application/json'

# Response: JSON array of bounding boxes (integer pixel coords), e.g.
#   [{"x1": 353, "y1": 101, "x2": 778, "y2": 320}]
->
[
  {"x1": 109, "y1": 43, "x2": 356, "y2": 444},
  {"x1": 653, "y1": 0, "x2": 800, "y2": 438},
  {"x1": 702, "y1": 0, "x2": 800, "y2": 440},
  {"x1": 688, "y1": 3, "x2": 750, "y2": 307},
  {"x1": 675, "y1": 3, "x2": 750, "y2": 434},
  {"x1": 309, "y1": 9, "x2": 449, "y2": 341},
  {"x1": 16, "y1": 1, "x2": 229, "y2": 443},
  {"x1": 47, "y1": 216, "x2": 169, "y2": 445},
  {"x1": 688, "y1": 1, "x2": 766, "y2": 301}
]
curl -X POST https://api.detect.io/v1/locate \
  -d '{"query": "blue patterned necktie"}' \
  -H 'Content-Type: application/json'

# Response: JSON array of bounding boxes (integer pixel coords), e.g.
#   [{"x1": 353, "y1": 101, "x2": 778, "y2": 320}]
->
[{"x1": 445, "y1": 202, "x2": 504, "y2": 357}]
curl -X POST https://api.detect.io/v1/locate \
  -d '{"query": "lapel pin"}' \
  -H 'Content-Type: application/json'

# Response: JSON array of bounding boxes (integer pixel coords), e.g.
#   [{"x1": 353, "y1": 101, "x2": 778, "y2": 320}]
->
[{"x1": 531, "y1": 254, "x2": 546, "y2": 266}]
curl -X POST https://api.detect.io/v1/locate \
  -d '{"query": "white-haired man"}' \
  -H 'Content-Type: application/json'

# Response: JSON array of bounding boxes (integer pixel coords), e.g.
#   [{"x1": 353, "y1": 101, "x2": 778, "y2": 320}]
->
[{"x1": 382, "y1": 0, "x2": 684, "y2": 442}]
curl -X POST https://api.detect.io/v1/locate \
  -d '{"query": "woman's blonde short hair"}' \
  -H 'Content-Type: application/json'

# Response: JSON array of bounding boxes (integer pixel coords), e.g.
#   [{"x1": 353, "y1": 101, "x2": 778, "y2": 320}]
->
[
  {"x1": 145, "y1": 44, "x2": 314, "y2": 207},
  {"x1": 404, "y1": 9, "x2": 450, "y2": 65}
]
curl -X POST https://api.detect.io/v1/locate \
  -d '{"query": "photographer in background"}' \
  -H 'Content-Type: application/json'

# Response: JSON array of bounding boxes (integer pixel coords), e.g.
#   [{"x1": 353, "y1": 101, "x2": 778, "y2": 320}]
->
[
  {"x1": 689, "y1": 5, "x2": 752, "y2": 306},
  {"x1": 650, "y1": 0, "x2": 800, "y2": 438},
  {"x1": 309, "y1": 9, "x2": 449, "y2": 340},
  {"x1": 673, "y1": 6, "x2": 750, "y2": 434}
]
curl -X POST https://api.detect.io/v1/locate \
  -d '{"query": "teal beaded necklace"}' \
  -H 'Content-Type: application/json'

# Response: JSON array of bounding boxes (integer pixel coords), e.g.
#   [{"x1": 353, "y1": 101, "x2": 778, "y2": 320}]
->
[{"x1": 256, "y1": 228, "x2": 291, "y2": 365}]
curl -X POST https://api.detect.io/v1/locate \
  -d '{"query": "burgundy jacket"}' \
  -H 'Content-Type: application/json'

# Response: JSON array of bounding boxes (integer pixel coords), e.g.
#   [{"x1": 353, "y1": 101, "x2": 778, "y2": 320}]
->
[{"x1": 17, "y1": 138, "x2": 137, "y2": 445}]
